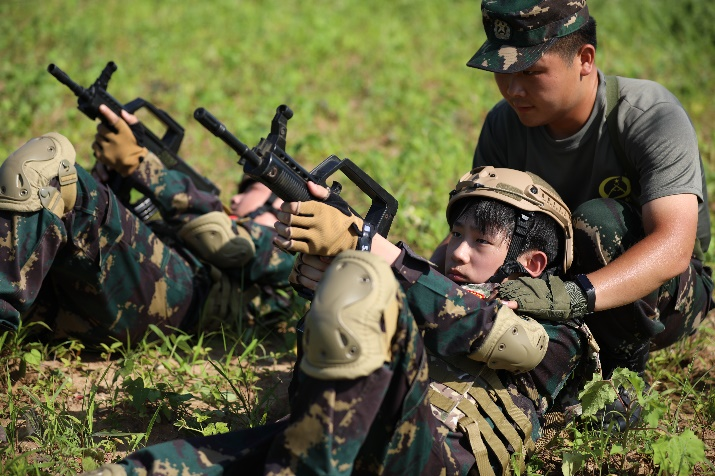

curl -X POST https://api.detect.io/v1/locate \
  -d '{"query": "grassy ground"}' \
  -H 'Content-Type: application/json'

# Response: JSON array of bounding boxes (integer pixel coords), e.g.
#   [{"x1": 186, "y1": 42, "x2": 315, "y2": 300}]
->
[{"x1": 1, "y1": 0, "x2": 714, "y2": 474}]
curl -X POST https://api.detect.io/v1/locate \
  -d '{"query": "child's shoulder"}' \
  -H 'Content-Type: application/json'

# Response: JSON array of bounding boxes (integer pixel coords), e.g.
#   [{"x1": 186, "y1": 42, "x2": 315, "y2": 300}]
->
[{"x1": 461, "y1": 283, "x2": 500, "y2": 300}]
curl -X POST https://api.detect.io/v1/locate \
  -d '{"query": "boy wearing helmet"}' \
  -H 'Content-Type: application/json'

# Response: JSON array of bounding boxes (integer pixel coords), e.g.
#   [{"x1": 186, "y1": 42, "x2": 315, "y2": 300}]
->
[
  {"x1": 93, "y1": 167, "x2": 595, "y2": 476},
  {"x1": 451, "y1": 0, "x2": 713, "y2": 387}
]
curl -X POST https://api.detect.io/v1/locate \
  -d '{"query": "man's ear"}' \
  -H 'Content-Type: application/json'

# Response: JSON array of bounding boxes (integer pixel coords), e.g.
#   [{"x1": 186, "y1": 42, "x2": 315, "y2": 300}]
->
[
  {"x1": 518, "y1": 250, "x2": 548, "y2": 277},
  {"x1": 578, "y1": 44, "x2": 596, "y2": 77}
]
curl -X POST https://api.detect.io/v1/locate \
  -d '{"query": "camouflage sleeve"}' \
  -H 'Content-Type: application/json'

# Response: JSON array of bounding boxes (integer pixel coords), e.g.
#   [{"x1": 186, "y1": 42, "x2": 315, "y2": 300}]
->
[
  {"x1": 223, "y1": 220, "x2": 294, "y2": 288},
  {"x1": 129, "y1": 152, "x2": 224, "y2": 226},
  {"x1": 129, "y1": 153, "x2": 294, "y2": 290},
  {"x1": 0, "y1": 210, "x2": 67, "y2": 332},
  {"x1": 391, "y1": 242, "x2": 500, "y2": 357},
  {"x1": 524, "y1": 322, "x2": 583, "y2": 407}
]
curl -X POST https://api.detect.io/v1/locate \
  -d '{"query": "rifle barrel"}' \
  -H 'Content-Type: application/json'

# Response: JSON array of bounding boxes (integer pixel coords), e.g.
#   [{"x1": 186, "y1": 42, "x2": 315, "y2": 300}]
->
[
  {"x1": 194, "y1": 108, "x2": 261, "y2": 167},
  {"x1": 47, "y1": 64, "x2": 87, "y2": 98}
]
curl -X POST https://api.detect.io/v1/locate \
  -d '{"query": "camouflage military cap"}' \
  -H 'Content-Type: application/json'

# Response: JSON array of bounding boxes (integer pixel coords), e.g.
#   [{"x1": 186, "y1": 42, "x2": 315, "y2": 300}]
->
[{"x1": 467, "y1": 0, "x2": 590, "y2": 73}]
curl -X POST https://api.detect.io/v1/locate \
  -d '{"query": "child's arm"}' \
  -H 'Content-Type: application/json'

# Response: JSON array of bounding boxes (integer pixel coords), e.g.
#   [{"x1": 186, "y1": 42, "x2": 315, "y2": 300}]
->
[{"x1": 276, "y1": 184, "x2": 547, "y2": 372}]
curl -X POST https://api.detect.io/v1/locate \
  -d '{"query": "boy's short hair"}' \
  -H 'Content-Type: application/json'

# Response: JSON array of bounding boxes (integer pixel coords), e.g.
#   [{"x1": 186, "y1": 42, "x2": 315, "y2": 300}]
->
[
  {"x1": 447, "y1": 167, "x2": 573, "y2": 275},
  {"x1": 447, "y1": 198, "x2": 563, "y2": 276}
]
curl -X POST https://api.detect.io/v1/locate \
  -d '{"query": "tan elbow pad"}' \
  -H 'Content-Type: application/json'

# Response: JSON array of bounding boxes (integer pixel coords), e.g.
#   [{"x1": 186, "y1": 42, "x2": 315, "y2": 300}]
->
[
  {"x1": 468, "y1": 305, "x2": 548, "y2": 373},
  {"x1": 179, "y1": 211, "x2": 255, "y2": 268}
]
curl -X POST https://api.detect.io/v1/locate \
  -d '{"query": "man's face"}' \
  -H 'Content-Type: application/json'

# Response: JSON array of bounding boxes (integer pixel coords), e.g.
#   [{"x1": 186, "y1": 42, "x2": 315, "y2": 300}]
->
[
  {"x1": 444, "y1": 213, "x2": 510, "y2": 284},
  {"x1": 493, "y1": 50, "x2": 586, "y2": 138}
]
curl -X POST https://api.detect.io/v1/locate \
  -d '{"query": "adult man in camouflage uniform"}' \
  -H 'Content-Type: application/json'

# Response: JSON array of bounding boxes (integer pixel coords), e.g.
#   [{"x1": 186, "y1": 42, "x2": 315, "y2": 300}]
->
[
  {"x1": 86, "y1": 167, "x2": 595, "y2": 475},
  {"x1": 0, "y1": 105, "x2": 294, "y2": 346},
  {"x1": 430, "y1": 0, "x2": 713, "y2": 383}
]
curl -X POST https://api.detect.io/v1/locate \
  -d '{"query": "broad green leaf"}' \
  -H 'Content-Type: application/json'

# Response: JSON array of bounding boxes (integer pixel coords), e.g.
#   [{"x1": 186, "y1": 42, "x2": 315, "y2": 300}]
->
[
  {"x1": 22, "y1": 349, "x2": 42, "y2": 367},
  {"x1": 652, "y1": 429, "x2": 706, "y2": 475},
  {"x1": 640, "y1": 393, "x2": 667, "y2": 428},
  {"x1": 579, "y1": 378, "x2": 617, "y2": 416},
  {"x1": 610, "y1": 367, "x2": 644, "y2": 394},
  {"x1": 561, "y1": 452, "x2": 587, "y2": 476}
]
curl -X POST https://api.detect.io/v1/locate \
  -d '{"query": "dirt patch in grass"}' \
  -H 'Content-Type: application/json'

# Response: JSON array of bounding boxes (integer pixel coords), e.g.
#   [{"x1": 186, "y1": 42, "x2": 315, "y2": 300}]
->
[
  {"x1": 1, "y1": 332, "x2": 296, "y2": 468},
  {"x1": 2, "y1": 313, "x2": 714, "y2": 473}
]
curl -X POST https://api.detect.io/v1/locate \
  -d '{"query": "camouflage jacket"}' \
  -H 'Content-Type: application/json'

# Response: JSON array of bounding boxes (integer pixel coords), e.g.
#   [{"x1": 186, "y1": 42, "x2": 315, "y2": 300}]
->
[
  {"x1": 89, "y1": 244, "x2": 583, "y2": 475},
  {"x1": 392, "y1": 243, "x2": 583, "y2": 452}
]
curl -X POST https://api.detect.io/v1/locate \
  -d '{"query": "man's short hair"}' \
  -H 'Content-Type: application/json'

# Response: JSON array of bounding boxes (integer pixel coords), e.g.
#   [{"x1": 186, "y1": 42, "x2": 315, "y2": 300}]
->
[{"x1": 548, "y1": 16, "x2": 598, "y2": 63}]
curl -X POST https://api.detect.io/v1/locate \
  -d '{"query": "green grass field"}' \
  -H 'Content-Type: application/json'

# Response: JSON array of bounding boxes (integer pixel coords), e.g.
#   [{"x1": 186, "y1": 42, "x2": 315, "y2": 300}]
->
[{"x1": 1, "y1": 0, "x2": 714, "y2": 474}]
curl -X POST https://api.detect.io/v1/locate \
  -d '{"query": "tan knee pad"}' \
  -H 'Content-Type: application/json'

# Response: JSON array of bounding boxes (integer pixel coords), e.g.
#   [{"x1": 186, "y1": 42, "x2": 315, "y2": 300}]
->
[
  {"x1": 179, "y1": 211, "x2": 256, "y2": 268},
  {"x1": 0, "y1": 132, "x2": 78, "y2": 217},
  {"x1": 300, "y1": 250, "x2": 400, "y2": 380},
  {"x1": 468, "y1": 305, "x2": 549, "y2": 373}
]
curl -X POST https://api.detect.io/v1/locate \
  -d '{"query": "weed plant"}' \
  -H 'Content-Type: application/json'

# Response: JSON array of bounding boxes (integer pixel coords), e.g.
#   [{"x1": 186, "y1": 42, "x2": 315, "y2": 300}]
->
[{"x1": 0, "y1": 0, "x2": 714, "y2": 474}]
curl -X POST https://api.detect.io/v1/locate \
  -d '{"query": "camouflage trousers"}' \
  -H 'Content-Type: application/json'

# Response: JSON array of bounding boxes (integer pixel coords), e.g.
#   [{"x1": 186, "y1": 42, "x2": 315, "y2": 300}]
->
[
  {"x1": 179, "y1": 220, "x2": 297, "y2": 336},
  {"x1": 19, "y1": 174, "x2": 294, "y2": 348},
  {"x1": 90, "y1": 290, "x2": 503, "y2": 476},
  {"x1": 19, "y1": 185, "x2": 201, "y2": 347},
  {"x1": 571, "y1": 198, "x2": 714, "y2": 374}
]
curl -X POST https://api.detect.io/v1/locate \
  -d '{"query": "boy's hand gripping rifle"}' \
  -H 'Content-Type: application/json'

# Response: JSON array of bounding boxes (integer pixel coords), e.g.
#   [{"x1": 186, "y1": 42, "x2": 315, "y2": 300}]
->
[
  {"x1": 47, "y1": 61, "x2": 220, "y2": 221},
  {"x1": 193, "y1": 105, "x2": 398, "y2": 239}
]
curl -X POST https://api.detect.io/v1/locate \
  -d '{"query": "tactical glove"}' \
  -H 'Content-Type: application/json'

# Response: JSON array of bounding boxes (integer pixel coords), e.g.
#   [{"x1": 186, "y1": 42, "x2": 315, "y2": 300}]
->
[
  {"x1": 288, "y1": 253, "x2": 304, "y2": 289},
  {"x1": 498, "y1": 275, "x2": 588, "y2": 321},
  {"x1": 276, "y1": 196, "x2": 363, "y2": 256},
  {"x1": 92, "y1": 119, "x2": 147, "y2": 177}
]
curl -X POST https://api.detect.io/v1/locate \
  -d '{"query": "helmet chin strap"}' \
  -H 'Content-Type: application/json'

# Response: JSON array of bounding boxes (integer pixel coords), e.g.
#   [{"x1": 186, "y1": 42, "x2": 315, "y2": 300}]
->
[
  {"x1": 488, "y1": 260, "x2": 530, "y2": 284},
  {"x1": 488, "y1": 211, "x2": 535, "y2": 284}
]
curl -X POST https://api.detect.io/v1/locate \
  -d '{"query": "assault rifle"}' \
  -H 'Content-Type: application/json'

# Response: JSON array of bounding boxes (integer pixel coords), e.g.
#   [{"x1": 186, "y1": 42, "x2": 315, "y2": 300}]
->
[
  {"x1": 48, "y1": 61, "x2": 220, "y2": 221},
  {"x1": 194, "y1": 105, "x2": 398, "y2": 239}
]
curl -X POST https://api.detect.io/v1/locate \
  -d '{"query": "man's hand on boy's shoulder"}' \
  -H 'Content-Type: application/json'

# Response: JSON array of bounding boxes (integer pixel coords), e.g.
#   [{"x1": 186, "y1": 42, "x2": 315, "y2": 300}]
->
[{"x1": 499, "y1": 275, "x2": 584, "y2": 321}]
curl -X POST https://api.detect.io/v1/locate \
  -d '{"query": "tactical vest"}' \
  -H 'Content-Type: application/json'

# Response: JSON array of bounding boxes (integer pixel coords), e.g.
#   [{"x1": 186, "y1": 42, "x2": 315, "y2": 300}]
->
[{"x1": 426, "y1": 320, "x2": 601, "y2": 475}]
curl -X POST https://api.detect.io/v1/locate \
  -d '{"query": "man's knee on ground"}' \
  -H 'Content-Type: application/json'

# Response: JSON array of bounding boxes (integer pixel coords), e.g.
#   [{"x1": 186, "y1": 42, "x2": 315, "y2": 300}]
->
[{"x1": 300, "y1": 250, "x2": 399, "y2": 380}]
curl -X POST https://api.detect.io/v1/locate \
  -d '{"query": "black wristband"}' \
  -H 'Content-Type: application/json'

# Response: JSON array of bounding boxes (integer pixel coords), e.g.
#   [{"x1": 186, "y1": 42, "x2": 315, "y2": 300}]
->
[
  {"x1": 356, "y1": 221, "x2": 377, "y2": 252},
  {"x1": 573, "y1": 274, "x2": 596, "y2": 313}
]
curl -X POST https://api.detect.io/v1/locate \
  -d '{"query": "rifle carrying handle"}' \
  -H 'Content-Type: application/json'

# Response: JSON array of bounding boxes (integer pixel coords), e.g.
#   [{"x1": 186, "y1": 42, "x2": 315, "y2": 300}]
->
[{"x1": 125, "y1": 98, "x2": 185, "y2": 154}]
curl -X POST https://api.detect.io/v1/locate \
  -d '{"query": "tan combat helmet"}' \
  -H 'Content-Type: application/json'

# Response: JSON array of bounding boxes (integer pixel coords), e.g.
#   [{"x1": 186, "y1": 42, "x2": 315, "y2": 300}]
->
[{"x1": 447, "y1": 166, "x2": 573, "y2": 277}]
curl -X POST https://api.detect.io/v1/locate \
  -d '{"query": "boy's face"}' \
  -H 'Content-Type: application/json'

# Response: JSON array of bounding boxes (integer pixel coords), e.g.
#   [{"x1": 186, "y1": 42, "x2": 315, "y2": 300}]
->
[{"x1": 444, "y1": 213, "x2": 511, "y2": 284}]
